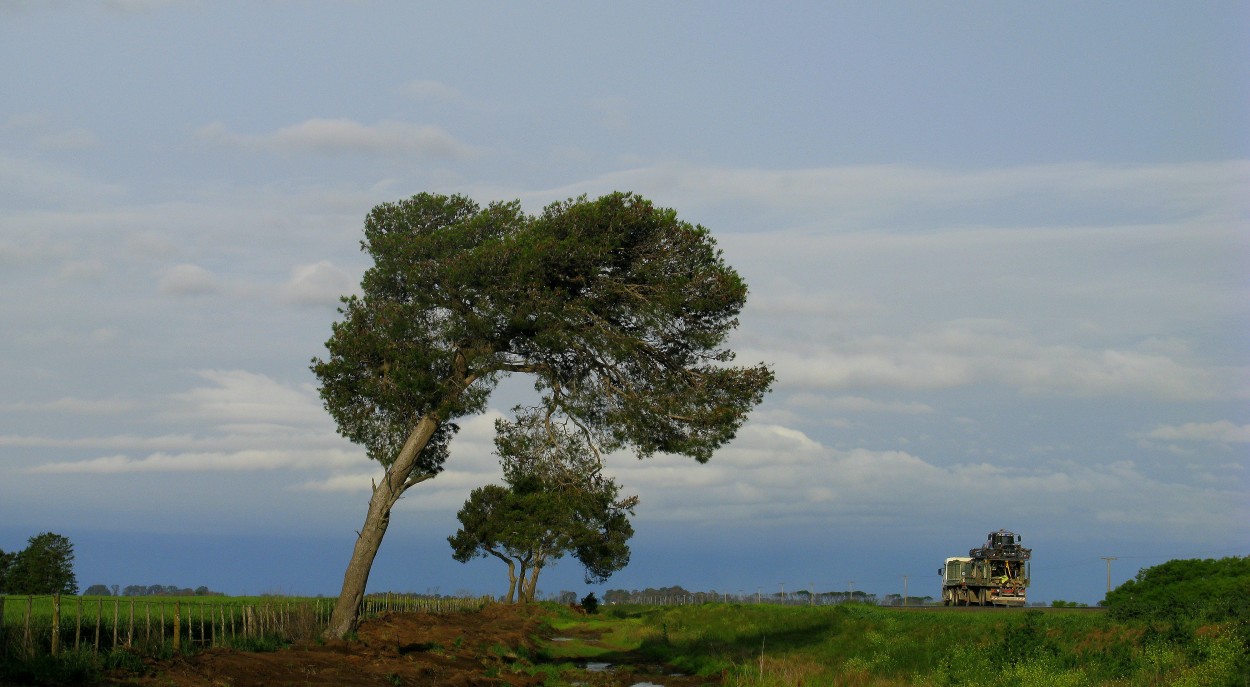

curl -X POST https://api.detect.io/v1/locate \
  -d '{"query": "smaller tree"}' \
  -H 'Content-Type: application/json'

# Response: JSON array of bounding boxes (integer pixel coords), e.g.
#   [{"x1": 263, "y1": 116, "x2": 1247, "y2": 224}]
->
[
  {"x1": 450, "y1": 410, "x2": 636, "y2": 603},
  {"x1": 581, "y1": 592, "x2": 599, "y2": 614},
  {"x1": 5, "y1": 532, "x2": 78, "y2": 595},
  {"x1": 83, "y1": 584, "x2": 112, "y2": 596}
]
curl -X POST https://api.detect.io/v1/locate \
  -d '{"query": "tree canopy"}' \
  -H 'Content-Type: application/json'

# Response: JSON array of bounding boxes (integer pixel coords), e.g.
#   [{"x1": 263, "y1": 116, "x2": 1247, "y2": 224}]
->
[
  {"x1": 1, "y1": 532, "x2": 77, "y2": 595},
  {"x1": 312, "y1": 192, "x2": 772, "y2": 636},
  {"x1": 1103, "y1": 556, "x2": 1250, "y2": 622},
  {"x1": 450, "y1": 409, "x2": 636, "y2": 602}
]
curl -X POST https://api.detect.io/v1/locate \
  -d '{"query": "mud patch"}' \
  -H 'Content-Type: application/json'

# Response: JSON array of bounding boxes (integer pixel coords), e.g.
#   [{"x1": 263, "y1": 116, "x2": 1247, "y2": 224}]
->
[{"x1": 102, "y1": 605, "x2": 717, "y2": 686}]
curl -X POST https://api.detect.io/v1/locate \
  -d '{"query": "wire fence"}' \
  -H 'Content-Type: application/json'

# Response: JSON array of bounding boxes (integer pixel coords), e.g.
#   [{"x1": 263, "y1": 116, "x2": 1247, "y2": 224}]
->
[{"x1": 0, "y1": 593, "x2": 489, "y2": 661}]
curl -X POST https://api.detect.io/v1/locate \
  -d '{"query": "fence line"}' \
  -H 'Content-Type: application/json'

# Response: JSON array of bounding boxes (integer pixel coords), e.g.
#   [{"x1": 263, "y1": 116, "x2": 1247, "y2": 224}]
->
[{"x1": 1, "y1": 593, "x2": 489, "y2": 662}]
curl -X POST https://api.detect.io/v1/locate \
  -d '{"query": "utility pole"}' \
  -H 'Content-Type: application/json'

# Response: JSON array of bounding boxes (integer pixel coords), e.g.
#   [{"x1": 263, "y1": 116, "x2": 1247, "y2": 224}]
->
[
  {"x1": 846, "y1": 580, "x2": 855, "y2": 603},
  {"x1": 902, "y1": 575, "x2": 909, "y2": 607},
  {"x1": 779, "y1": 582, "x2": 785, "y2": 604},
  {"x1": 1100, "y1": 557, "x2": 1118, "y2": 594}
]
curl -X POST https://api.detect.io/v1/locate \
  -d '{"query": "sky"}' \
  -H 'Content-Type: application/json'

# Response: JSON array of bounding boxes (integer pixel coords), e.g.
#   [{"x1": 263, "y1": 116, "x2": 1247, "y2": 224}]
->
[{"x1": 1, "y1": 1, "x2": 1247, "y2": 606}]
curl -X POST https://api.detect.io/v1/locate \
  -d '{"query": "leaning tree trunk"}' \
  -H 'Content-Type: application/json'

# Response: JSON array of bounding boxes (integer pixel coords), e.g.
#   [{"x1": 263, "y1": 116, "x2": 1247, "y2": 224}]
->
[
  {"x1": 504, "y1": 563, "x2": 517, "y2": 604},
  {"x1": 323, "y1": 415, "x2": 441, "y2": 639},
  {"x1": 486, "y1": 551, "x2": 518, "y2": 603}
]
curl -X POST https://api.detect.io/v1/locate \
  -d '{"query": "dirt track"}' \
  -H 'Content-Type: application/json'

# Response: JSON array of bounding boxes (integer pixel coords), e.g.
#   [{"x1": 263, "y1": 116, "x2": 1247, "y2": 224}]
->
[{"x1": 104, "y1": 604, "x2": 717, "y2": 687}]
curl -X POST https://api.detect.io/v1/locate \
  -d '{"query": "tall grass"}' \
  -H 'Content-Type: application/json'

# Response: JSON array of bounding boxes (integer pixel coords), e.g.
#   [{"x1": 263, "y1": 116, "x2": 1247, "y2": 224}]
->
[
  {"x1": 1, "y1": 594, "x2": 332, "y2": 657},
  {"x1": 590, "y1": 603, "x2": 1249, "y2": 687}
]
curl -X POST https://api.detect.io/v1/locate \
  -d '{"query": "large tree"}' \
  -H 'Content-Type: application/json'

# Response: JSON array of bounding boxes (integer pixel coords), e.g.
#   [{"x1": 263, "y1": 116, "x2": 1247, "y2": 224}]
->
[
  {"x1": 450, "y1": 410, "x2": 636, "y2": 602},
  {"x1": 4, "y1": 532, "x2": 78, "y2": 595},
  {"x1": 312, "y1": 192, "x2": 772, "y2": 637}
]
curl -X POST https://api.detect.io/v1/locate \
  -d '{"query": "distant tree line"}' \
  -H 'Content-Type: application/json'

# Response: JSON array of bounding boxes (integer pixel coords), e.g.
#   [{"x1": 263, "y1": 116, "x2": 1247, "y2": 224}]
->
[
  {"x1": 601, "y1": 586, "x2": 920, "y2": 605},
  {"x1": 0, "y1": 532, "x2": 77, "y2": 595},
  {"x1": 80, "y1": 583, "x2": 225, "y2": 597}
]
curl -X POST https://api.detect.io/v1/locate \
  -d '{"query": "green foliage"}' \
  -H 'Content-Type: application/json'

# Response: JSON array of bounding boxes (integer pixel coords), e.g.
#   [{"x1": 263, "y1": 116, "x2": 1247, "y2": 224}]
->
[
  {"x1": 1050, "y1": 599, "x2": 1088, "y2": 607},
  {"x1": 1, "y1": 533, "x2": 77, "y2": 595},
  {"x1": 542, "y1": 601, "x2": 1248, "y2": 687},
  {"x1": 0, "y1": 649, "x2": 102, "y2": 686},
  {"x1": 450, "y1": 410, "x2": 636, "y2": 602},
  {"x1": 316, "y1": 192, "x2": 771, "y2": 632},
  {"x1": 1104, "y1": 555, "x2": 1250, "y2": 622},
  {"x1": 0, "y1": 549, "x2": 11, "y2": 594},
  {"x1": 313, "y1": 191, "x2": 772, "y2": 475},
  {"x1": 580, "y1": 593, "x2": 599, "y2": 615}
]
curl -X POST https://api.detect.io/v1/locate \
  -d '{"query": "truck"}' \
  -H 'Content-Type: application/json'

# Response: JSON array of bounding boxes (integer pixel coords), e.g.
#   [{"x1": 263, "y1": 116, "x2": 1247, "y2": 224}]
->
[{"x1": 941, "y1": 529, "x2": 1031, "y2": 606}]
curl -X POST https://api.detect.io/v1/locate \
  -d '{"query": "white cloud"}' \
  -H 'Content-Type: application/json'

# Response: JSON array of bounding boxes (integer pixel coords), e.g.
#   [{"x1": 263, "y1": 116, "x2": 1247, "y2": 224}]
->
[
  {"x1": 197, "y1": 119, "x2": 481, "y2": 159},
  {"x1": 292, "y1": 472, "x2": 380, "y2": 493},
  {"x1": 0, "y1": 396, "x2": 137, "y2": 414},
  {"x1": 599, "y1": 419, "x2": 1245, "y2": 539},
  {"x1": 101, "y1": 0, "x2": 196, "y2": 13},
  {"x1": 57, "y1": 258, "x2": 107, "y2": 280},
  {"x1": 280, "y1": 260, "x2": 355, "y2": 306},
  {"x1": 744, "y1": 321, "x2": 1243, "y2": 401},
  {"x1": 1146, "y1": 421, "x2": 1250, "y2": 444},
  {"x1": 0, "y1": 154, "x2": 125, "y2": 204},
  {"x1": 157, "y1": 263, "x2": 219, "y2": 296},
  {"x1": 591, "y1": 97, "x2": 631, "y2": 131},
  {"x1": 28, "y1": 447, "x2": 364, "y2": 474},
  {"x1": 166, "y1": 370, "x2": 325, "y2": 427},
  {"x1": 397, "y1": 79, "x2": 465, "y2": 103},
  {"x1": 34, "y1": 127, "x2": 99, "y2": 150},
  {"x1": 0, "y1": 0, "x2": 195, "y2": 12},
  {"x1": 15, "y1": 369, "x2": 369, "y2": 475},
  {"x1": 819, "y1": 396, "x2": 936, "y2": 414},
  {"x1": 527, "y1": 160, "x2": 1249, "y2": 229}
]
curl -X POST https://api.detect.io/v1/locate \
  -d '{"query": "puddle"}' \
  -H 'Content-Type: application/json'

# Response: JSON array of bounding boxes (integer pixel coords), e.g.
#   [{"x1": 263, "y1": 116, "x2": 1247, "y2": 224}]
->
[
  {"x1": 550, "y1": 637, "x2": 575, "y2": 641},
  {"x1": 570, "y1": 654, "x2": 683, "y2": 685}
]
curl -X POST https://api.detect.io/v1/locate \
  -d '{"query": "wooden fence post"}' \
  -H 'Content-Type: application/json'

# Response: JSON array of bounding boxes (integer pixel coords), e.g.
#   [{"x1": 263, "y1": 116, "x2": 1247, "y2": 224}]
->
[
  {"x1": 51, "y1": 594, "x2": 61, "y2": 656},
  {"x1": 172, "y1": 601, "x2": 181, "y2": 652},
  {"x1": 23, "y1": 596, "x2": 33, "y2": 658},
  {"x1": 112, "y1": 597, "x2": 119, "y2": 650},
  {"x1": 94, "y1": 598, "x2": 102, "y2": 654},
  {"x1": 0, "y1": 596, "x2": 6, "y2": 659},
  {"x1": 75, "y1": 596, "x2": 82, "y2": 651},
  {"x1": 128, "y1": 599, "x2": 135, "y2": 647}
]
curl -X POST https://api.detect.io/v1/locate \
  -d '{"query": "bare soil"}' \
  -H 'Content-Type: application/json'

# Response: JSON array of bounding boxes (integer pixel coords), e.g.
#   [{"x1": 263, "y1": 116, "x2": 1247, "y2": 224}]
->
[{"x1": 104, "y1": 604, "x2": 718, "y2": 687}]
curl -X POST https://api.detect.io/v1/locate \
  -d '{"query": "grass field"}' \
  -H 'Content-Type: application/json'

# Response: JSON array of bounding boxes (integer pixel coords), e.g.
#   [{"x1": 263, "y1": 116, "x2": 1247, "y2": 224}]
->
[
  {"x1": 4, "y1": 597, "x2": 1247, "y2": 685},
  {"x1": 543, "y1": 603, "x2": 1248, "y2": 686},
  {"x1": 1, "y1": 594, "x2": 331, "y2": 657},
  {"x1": 0, "y1": 592, "x2": 481, "y2": 659}
]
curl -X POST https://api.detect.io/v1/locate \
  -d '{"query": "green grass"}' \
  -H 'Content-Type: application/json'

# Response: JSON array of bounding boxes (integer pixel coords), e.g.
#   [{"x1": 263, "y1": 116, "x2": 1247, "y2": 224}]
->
[
  {"x1": 544, "y1": 603, "x2": 1250, "y2": 687},
  {"x1": 1, "y1": 593, "x2": 332, "y2": 662}
]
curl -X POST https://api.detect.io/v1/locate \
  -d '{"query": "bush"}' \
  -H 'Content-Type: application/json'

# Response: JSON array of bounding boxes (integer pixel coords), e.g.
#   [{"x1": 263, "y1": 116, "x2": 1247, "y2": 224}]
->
[
  {"x1": 1104, "y1": 556, "x2": 1250, "y2": 623},
  {"x1": 580, "y1": 593, "x2": 599, "y2": 615}
]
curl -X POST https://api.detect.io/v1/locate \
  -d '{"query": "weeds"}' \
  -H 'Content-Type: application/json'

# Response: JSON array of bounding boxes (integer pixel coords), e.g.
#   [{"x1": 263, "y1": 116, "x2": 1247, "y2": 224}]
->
[{"x1": 571, "y1": 602, "x2": 1249, "y2": 687}]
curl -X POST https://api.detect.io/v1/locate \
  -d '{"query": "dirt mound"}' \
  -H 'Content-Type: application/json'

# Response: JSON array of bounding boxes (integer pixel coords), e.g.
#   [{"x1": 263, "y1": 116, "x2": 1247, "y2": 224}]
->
[{"x1": 105, "y1": 605, "x2": 715, "y2": 686}]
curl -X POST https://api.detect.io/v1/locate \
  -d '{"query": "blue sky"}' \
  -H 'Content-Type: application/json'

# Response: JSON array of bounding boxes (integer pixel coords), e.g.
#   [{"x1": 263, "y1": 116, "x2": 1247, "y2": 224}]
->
[{"x1": 1, "y1": 1, "x2": 1247, "y2": 605}]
